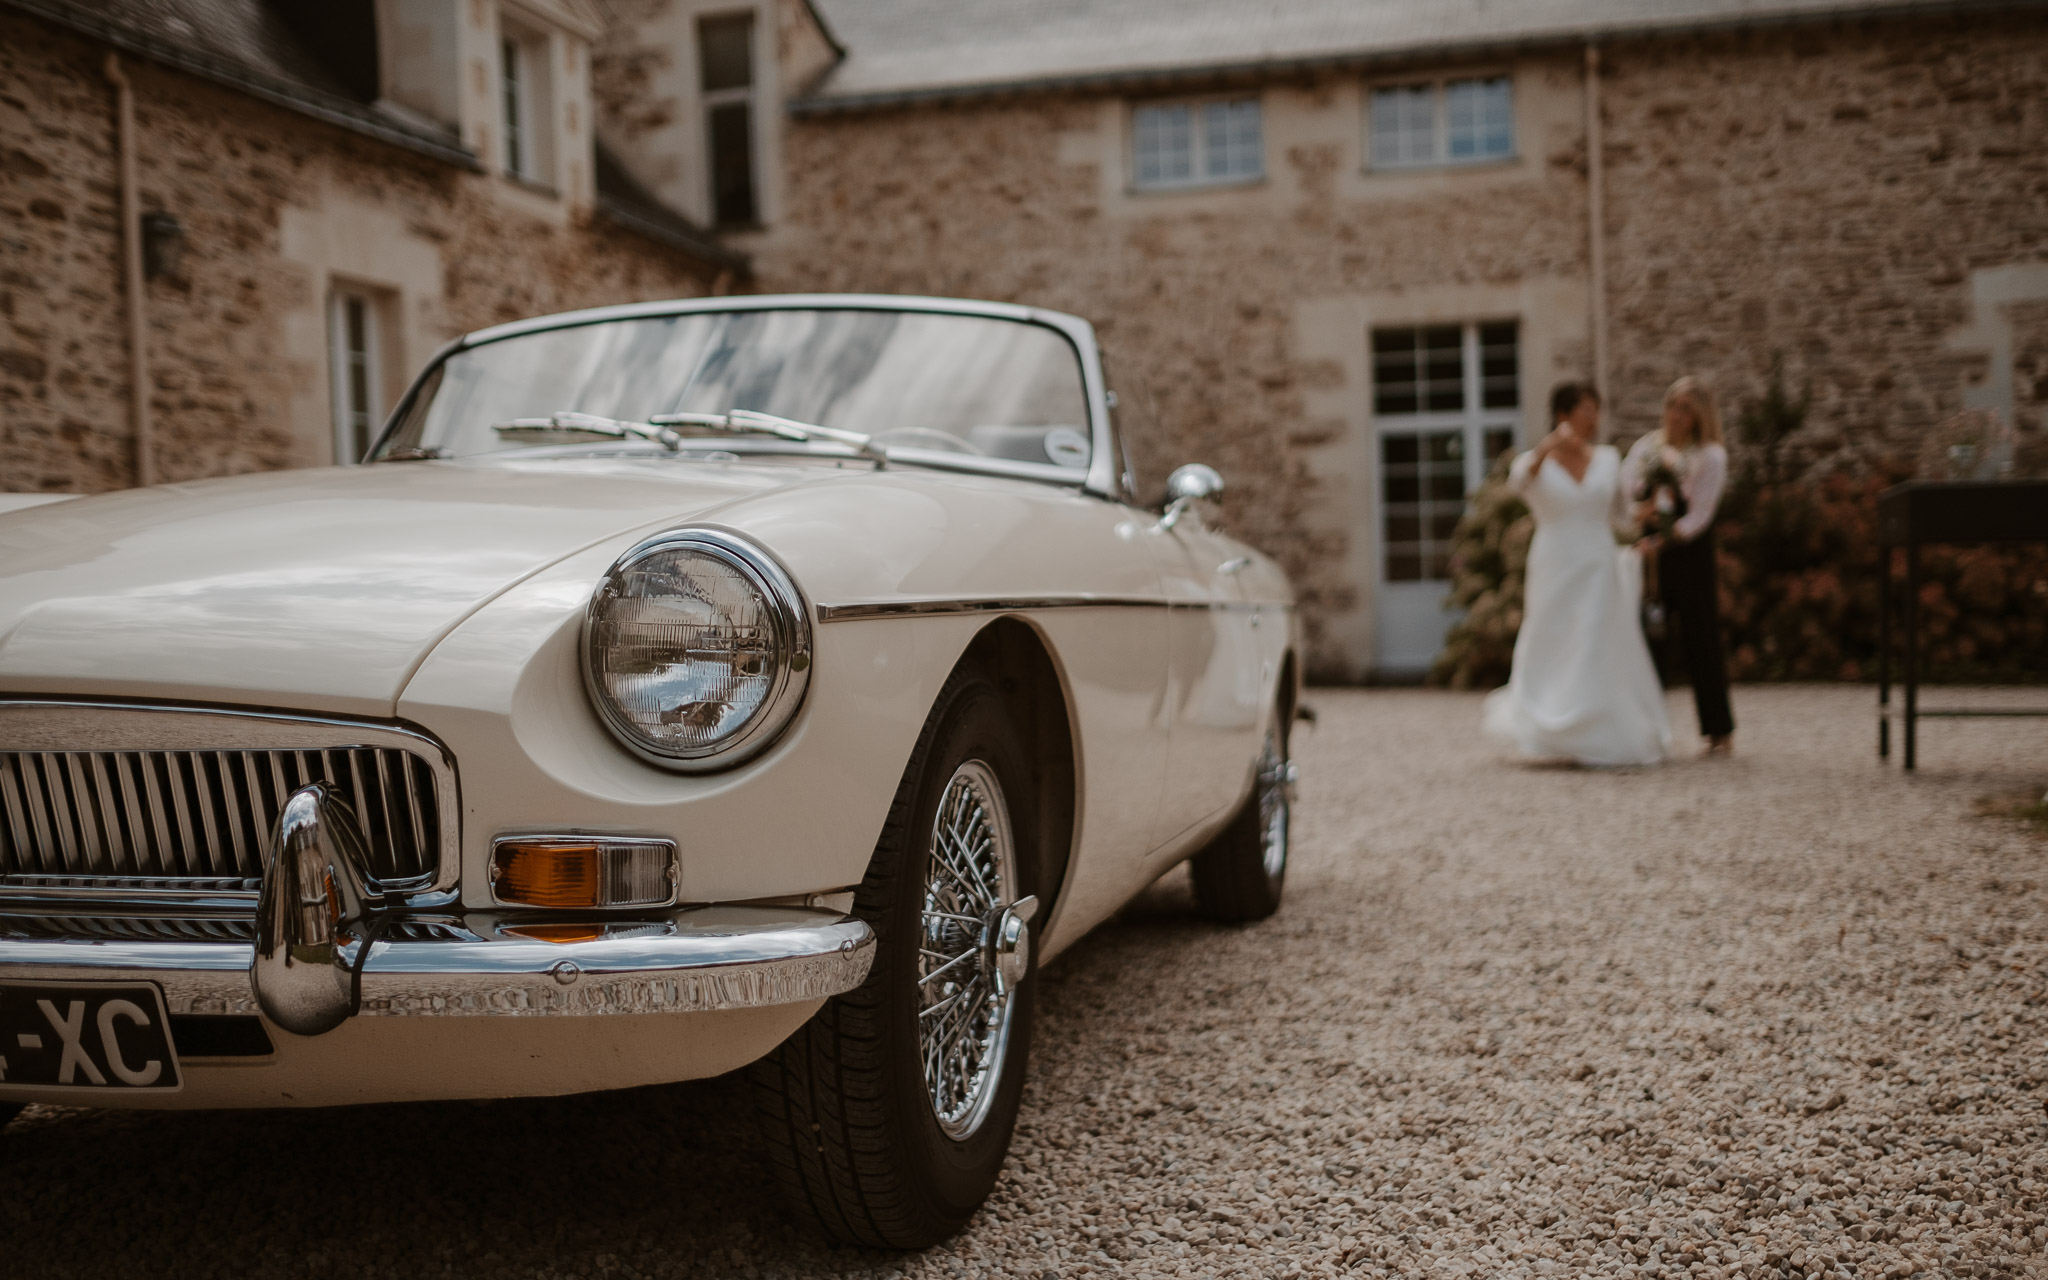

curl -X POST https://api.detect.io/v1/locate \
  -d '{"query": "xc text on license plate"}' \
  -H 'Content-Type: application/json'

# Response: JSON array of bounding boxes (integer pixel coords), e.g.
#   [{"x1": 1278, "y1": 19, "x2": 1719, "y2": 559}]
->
[{"x1": 0, "y1": 981, "x2": 181, "y2": 1092}]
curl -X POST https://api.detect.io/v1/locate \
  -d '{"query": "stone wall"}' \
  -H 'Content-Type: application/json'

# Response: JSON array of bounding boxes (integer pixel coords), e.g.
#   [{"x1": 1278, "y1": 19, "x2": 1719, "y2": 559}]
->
[
  {"x1": 0, "y1": 11, "x2": 715, "y2": 494},
  {"x1": 1598, "y1": 16, "x2": 2048, "y2": 466},
  {"x1": 752, "y1": 9, "x2": 2048, "y2": 678}
]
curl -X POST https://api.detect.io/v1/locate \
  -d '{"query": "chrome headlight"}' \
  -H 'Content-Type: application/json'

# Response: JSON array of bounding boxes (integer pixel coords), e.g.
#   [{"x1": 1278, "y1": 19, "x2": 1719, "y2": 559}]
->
[{"x1": 582, "y1": 528, "x2": 812, "y2": 771}]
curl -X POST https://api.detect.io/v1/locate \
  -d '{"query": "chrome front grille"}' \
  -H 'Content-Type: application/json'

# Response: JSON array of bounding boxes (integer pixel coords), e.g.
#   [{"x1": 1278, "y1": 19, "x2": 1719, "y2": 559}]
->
[
  {"x1": 0, "y1": 701, "x2": 458, "y2": 912},
  {"x1": 0, "y1": 913, "x2": 259, "y2": 943},
  {"x1": 0, "y1": 914, "x2": 478, "y2": 945},
  {"x1": 0, "y1": 748, "x2": 440, "y2": 890}
]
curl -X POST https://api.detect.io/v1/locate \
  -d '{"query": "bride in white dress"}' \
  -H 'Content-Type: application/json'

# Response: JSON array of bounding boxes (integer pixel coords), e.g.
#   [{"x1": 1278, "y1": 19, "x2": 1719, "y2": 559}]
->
[{"x1": 1483, "y1": 383, "x2": 1671, "y2": 766}]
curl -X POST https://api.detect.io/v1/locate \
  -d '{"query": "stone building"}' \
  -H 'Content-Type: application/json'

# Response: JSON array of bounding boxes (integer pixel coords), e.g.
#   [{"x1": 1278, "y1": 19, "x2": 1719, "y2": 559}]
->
[
  {"x1": 6, "y1": 0, "x2": 2046, "y2": 682},
  {"x1": 728, "y1": 0, "x2": 2041, "y2": 681},
  {"x1": 0, "y1": 0, "x2": 740, "y2": 493}
]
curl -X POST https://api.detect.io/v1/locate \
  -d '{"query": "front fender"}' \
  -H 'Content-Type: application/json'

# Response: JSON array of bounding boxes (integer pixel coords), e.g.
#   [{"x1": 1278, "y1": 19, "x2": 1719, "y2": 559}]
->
[{"x1": 397, "y1": 536, "x2": 990, "y2": 909}]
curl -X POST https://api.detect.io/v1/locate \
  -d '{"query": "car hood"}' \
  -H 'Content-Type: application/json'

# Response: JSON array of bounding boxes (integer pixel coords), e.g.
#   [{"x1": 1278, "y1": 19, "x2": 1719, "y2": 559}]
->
[{"x1": 0, "y1": 459, "x2": 822, "y2": 717}]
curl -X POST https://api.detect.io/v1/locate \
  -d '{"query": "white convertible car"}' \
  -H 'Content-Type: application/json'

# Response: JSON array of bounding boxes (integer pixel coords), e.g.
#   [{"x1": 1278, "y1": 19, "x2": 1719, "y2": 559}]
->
[{"x1": 0, "y1": 295, "x2": 1296, "y2": 1246}]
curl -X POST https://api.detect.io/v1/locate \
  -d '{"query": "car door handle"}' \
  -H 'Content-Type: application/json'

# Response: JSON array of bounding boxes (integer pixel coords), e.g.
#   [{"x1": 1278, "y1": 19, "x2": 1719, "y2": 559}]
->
[{"x1": 1218, "y1": 557, "x2": 1251, "y2": 574}]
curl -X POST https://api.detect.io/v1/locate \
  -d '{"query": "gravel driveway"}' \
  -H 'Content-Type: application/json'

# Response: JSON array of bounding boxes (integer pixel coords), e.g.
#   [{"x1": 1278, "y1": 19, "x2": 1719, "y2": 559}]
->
[{"x1": 5, "y1": 686, "x2": 2045, "y2": 1279}]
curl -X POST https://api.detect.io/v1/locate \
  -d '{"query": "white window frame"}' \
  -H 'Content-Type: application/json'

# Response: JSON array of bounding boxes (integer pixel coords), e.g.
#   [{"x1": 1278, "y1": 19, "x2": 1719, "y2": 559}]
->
[
  {"x1": 329, "y1": 289, "x2": 384, "y2": 465},
  {"x1": 698, "y1": 9, "x2": 760, "y2": 227},
  {"x1": 1367, "y1": 74, "x2": 1515, "y2": 172},
  {"x1": 1130, "y1": 96, "x2": 1264, "y2": 192},
  {"x1": 1371, "y1": 322, "x2": 1521, "y2": 585},
  {"x1": 498, "y1": 18, "x2": 555, "y2": 188},
  {"x1": 501, "y1": 33, "x2": 531, "y2": 180}
]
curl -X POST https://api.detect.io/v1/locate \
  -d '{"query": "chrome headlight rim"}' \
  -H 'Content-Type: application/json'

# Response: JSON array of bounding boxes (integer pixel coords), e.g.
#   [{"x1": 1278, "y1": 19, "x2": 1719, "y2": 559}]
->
[{"x1": 580, "y1": 526, "x2": 813, "y2": 773}]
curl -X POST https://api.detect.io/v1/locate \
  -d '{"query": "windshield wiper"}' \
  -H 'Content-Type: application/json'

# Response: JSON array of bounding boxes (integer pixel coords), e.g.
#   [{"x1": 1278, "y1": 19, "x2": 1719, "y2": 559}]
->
[
  {"x1": 651, "y1": 409, "x2": 888, "y2": 466},
  {"x1": 491, "y1": 408, "x2": 888, "y2": 466},
  {"x1": 491, "y1": 410, "x2": 685, "y2": 451}
]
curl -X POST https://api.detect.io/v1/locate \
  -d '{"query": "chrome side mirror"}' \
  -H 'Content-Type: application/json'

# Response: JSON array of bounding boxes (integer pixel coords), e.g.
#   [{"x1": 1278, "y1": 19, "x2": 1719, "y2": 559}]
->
[{"x1": 1156, "y1": 463, "x2": 1224, "y2": 531}]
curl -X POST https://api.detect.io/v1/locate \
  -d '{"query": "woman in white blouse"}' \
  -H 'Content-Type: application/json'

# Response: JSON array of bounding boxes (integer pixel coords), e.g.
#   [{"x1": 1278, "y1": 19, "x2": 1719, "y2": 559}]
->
[
  {"x1": 1624, "y1": 376, "x2": 1735, "y2": 755},
  {"x1": 1483, "y1": 383, "x2": 1672, "y2": 766}
]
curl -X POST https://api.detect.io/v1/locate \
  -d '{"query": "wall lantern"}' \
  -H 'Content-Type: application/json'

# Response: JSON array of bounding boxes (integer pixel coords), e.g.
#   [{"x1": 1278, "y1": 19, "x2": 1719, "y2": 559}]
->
[{"x1": 141, "y1": 211, "x2": 184, "y2": 280}]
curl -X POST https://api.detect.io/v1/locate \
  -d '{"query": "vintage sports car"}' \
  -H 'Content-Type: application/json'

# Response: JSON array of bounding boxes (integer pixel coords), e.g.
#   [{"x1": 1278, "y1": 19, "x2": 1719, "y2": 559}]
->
[{"x1": 0, "y1": 295, "x2": 1297, "y2": 1246}]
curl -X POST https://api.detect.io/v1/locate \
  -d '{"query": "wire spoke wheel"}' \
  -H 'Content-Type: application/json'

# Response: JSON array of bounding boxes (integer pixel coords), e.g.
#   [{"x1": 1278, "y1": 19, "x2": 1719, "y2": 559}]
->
[
  {"x1": 1191, "y1": 721, "x2": 1293, "y2": 923},
  {"x1": 751, "y1": 667, "x2": 1041, "y2": 1247},
  {"x1": 917, "y1": 759, "x2": 1018, "y2": 1140},
  {"x1": 1256, "y1": 733, "x2": 1291, "y2": 880}
]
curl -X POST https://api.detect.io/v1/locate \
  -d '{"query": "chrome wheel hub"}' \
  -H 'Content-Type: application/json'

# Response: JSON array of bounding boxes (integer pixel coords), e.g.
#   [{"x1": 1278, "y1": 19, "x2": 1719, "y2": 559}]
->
[
  {"x1": 1257, "y1": 734, "x2": 1294, "y2": 881},
  {"x1": 917, "y1": 760, "x2": 1032, "y2": 1140}
]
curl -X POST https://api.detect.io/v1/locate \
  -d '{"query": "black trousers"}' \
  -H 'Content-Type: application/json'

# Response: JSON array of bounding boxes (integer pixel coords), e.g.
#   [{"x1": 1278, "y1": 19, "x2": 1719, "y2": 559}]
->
[{"x1": 1657, "y1": 530, "x2": 1735, "y2": 739}]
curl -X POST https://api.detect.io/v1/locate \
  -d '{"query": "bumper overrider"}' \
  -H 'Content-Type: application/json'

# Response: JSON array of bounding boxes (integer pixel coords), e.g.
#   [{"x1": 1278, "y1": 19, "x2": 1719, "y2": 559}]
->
[{"x1": 2, "y1": 785, "x2": 876, "y2": 1033}]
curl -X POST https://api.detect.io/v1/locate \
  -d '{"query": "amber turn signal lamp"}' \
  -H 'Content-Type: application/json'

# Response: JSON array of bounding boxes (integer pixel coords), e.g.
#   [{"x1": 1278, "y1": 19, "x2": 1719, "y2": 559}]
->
[{"x1": 489, "y1": 836, "x2": 677, "y2": 908}]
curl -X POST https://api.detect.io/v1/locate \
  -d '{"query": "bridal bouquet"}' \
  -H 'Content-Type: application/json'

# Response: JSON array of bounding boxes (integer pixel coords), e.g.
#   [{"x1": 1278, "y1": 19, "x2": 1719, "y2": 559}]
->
[{"x1": 1634, "y1": 446, "x2": 1689, "y2": 541}]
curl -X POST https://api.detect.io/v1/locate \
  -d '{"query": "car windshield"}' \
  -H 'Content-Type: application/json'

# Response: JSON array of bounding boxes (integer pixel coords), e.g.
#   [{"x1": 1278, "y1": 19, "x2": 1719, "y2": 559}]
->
[{"x1": 374, "y1": 308, "x2": 1094, "y2": 472}]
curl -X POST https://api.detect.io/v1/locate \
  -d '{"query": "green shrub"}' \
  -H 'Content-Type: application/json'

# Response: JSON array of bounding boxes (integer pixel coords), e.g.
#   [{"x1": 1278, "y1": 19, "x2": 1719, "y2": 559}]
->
[
  {"x1": 1429, "y1": 453, "x2": 1532, "y2": 690},
  {"x1": 1713, "y1": 465, "x2": 2048, "y2": 682}
]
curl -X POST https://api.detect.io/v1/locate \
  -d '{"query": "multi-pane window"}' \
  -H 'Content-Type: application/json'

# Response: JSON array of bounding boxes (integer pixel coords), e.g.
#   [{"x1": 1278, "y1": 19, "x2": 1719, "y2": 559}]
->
[
  {"x1": 1374, "y1": 325, "x2": 1465, "y2": 415},
  {"x1": 1445, "y1": 78, "x2": 1514, "y2": 162},
  {"x1": 498, "y1": 21, "x2": 553, "y2": 186},
  {"x1": 329, "y1": 291, "x2": 382, "y2": 464},
  {"x1": 1372, "y1": 322, "x2": 1520, "y2": 582},
  {"x1": 699, "y1": 13, "x2": 757, "y2": 226},
  {"x1": 1378, "y1": 431, "x2": 1468, "y2": 582},
  {"x1": 1374, "y1": 323, "x2": 1518, "y2": 415},
  {"x1": 1369, "y1": 85, "x2": 1436, "y2": 168},
  {"x1": 1132, "y1": 99, "x2": 1263, "y2": 190},
  {"x1": 1369, "y1": 76, "x2": 1514, "y2": 170},
  {"x1": 501, "y1": 37, "x2": 526, "y2": 178}
]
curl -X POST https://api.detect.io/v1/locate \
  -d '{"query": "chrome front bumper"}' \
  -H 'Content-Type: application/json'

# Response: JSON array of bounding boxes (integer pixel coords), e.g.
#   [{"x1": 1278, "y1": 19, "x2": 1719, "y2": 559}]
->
[
  {"x1": 0, "y1": 906, "x2": 875, "y2": 1018},
  {"x1": 0, "y1": 782, "x2": 875, "y2": 1030}
]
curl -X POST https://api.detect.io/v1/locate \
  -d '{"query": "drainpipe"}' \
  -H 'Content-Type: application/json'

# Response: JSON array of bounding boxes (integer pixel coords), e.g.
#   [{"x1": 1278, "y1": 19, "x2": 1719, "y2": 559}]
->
[
  {"x1": 1583, "y1": 43, "x2": 1610, "y2": 418},
  {"x1": 104, "y1": 52, "x2": 154, "y2": 488}
]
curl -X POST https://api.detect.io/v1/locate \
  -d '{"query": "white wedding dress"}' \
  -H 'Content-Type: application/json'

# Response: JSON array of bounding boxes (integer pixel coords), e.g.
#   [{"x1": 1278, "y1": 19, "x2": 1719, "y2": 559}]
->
[{"x1": 1482, "y1": 445, "x2": 1672, "y2": 766}]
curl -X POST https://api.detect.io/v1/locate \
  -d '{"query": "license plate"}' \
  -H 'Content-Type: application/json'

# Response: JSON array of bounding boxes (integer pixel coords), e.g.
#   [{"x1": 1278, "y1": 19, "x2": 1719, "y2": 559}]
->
[{"x1": 0, "y1": 981, "x2": 182, "y2": 1093}]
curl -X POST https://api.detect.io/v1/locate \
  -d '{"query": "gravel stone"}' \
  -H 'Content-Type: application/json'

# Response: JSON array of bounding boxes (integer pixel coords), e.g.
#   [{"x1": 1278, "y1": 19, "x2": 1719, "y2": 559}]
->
[{"x1": 3, "y1": 686, "x2": 2045, "y2": 1279}]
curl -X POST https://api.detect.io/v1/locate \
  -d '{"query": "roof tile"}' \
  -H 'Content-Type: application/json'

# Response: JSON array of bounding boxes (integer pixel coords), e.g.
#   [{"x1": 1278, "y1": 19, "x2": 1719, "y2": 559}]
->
[{"x1": 802, "y1": 0, "x2": 2011, "y2": 106}]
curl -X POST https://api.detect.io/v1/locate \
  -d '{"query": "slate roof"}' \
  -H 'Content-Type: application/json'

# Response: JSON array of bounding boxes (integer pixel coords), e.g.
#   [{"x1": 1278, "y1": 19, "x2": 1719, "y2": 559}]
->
[
  {"x1": 796, "y1": 0, "x2": 2029, "y2": 111},
  {"x1": 5, "y1": 0, "x2": 743, "y2": 273},
  {"x1": 5, "y1": 0, "x2": 477, "y2": 166},
  {"x1": 594, "y1": 143, "x2": 750, "y2": 275}
]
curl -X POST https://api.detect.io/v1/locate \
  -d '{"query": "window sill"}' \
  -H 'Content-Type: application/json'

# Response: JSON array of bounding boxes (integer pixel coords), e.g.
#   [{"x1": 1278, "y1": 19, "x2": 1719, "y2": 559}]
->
[
  {"x1": 1364, "y1": 155, "x2": 1519, "y2": 177},
  {"x1": 502, "y1": 172, "x2": 560, "y2": 198},
  {"x1": 1128, "y1": 174, "x2": 1267, "y2": 197}
]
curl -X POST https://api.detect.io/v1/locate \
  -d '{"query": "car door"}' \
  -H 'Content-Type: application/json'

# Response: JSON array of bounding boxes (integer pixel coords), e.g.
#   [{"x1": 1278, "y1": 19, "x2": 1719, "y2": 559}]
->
[
  {"x1": 1146, "y1": 510, "x2": 1265, "y2": 853},
  {"x1": 1097, "y1": 348, "x2": 1263, "y2": 854},
  {"x1": 1014, "y1": 489, "x2": 1175, "y2": 946}
]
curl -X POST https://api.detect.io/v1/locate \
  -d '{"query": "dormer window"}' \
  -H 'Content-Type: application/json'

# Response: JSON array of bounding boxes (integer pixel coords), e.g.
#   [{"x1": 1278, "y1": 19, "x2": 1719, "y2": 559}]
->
[
  {"x1": 502, "y1": 36, "x2": 529, "y2": 177},
  {"x1": 699, "y1": 12, "x2": 758, "y2": 226},
  {"x1": 499, "y1": 17, "x2": 554, "y2": 186}
]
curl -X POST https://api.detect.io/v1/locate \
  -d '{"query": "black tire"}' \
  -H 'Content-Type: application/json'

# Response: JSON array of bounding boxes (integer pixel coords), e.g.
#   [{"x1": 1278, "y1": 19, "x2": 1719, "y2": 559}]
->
[
  {"x1": 1190, "y1": 721, "x2": 1291, "y2": 923},
  {"x1": 0, "y1": 1103, "x2": 20, "y2": 1132},
  {"x1": 751, "y1": 664, "x2": 1039, "y2": 1248}
]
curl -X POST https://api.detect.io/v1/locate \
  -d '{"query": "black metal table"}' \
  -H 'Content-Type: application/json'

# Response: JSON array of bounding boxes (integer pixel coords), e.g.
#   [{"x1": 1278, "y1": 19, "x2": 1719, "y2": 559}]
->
[{"x1": 1877, "y1": 479, "x2": 2048, "y2": 769}]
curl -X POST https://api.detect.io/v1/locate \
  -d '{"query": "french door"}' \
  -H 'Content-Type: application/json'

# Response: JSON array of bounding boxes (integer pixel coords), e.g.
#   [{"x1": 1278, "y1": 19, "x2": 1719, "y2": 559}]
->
[{"x1": 1371, "y1": 322, "x2": 1519, "y2": 676}]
